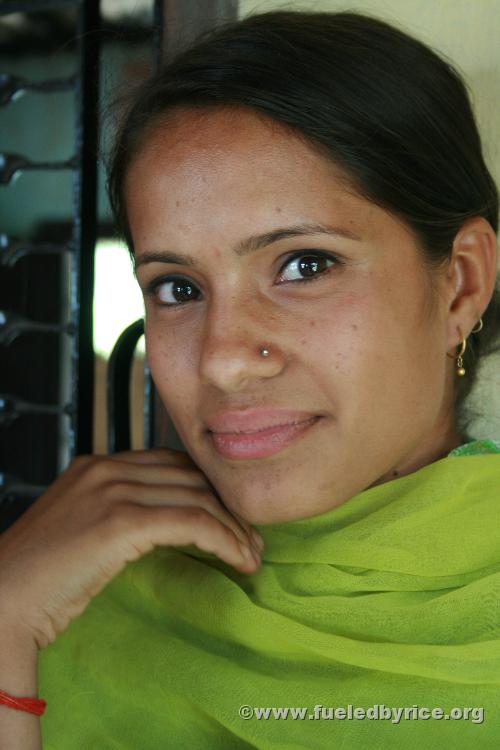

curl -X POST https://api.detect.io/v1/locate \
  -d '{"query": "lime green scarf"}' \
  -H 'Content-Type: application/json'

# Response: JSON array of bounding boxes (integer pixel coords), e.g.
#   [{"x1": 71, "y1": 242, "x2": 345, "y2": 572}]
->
[{"x1": 39, "y1": 440, "x2": 500, "y2": 748}]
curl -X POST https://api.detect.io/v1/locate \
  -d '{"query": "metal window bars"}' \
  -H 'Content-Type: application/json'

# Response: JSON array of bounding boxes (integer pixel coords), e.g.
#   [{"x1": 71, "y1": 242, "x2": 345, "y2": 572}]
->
[
  {"x1": 107, "y1": 317, "x2": 151, "y2": 455},
  {"x1": 0, "y1": 0, "x2": 99, "y2": 529},
  {"x1": 1, "y1": 0, "x2": 239, "y2": 533}
]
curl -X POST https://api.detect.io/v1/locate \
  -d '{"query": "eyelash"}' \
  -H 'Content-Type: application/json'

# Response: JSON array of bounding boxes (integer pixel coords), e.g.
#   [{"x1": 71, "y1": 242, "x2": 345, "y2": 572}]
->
[{"x1": 144, "y1": 250, "x2": 342, "y2": 308}]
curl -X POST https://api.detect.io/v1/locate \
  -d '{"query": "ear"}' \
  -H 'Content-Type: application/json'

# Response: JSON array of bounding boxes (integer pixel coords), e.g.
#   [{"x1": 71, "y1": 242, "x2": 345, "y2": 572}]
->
[{"x1": 444, "y1": 216, "x2": 498, "y2": 350}]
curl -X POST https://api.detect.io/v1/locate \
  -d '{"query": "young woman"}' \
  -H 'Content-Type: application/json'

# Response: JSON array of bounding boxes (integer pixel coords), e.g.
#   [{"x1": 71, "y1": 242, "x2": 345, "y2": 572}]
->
[{"x1": 1, "y1": 10, "x2": 499, "y2": 749}]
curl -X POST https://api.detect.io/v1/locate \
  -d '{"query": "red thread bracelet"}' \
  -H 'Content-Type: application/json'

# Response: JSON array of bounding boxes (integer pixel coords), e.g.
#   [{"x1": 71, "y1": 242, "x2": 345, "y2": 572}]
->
[{"x1": 0, "y1": 689, "x2": 46, "y2": 716}]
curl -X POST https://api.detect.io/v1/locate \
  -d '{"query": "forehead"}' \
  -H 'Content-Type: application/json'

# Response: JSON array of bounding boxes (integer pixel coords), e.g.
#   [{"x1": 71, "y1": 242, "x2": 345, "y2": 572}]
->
[
  {"x1": 128, "y1": 106, "x2": 353, "y2": 197},
  {"x1": 128, "y1": 104, "x2": 340, "y2": 181},
  {"x1": 124, "y1": 105, "x2": 405, "y2": 251}
]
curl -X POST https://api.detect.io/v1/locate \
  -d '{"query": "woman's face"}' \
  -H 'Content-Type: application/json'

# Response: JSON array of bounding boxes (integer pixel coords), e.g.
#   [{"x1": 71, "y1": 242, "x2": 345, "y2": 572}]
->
[{"x1": 126, "y1": 106, "x2": 461, "y2": 524}]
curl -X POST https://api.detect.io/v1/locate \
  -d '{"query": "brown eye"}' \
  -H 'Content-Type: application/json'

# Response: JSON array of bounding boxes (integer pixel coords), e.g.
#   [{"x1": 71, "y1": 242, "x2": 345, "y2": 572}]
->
[
  {"x1": 298, "y1": 255, "x2": 328, "y2": 277},
  {"x1": 155, "y1": 278, "x2": 201, "y2": 306},
  {"x1": 277, "y1": 252, "x2": 336, "y2": 283}
]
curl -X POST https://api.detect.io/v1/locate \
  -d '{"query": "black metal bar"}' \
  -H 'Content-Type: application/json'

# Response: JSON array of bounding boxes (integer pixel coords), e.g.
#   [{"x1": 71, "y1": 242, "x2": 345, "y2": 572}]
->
[
  {"x1": 0, "y1": 309, "x2": 75, "y2": 345},
  {"x1": 0, "y1": 236, "x2": 71, "y2": 268},
  {"x1": 0, "y1": 153, "x2": 78, "y2": 185},
  {"x1": 0, "y1": 473, "x2": 48, "y2": 503},
  {"x1": 0, "y1": 0, "x2": 78, "y2": 15},
  {"x1": 143, "y1": 360, "x2": 156, "y2": 451},
  {"x1": 153, "y1": 0, "x2": 165, "y2": 73},
  {"x1": 0, "y1": 74, "x2": 76, "y2": 106},
  {"x1": 73, "y1": 0, "x2": 100, "y2": 456},
  {"x1": 0, "y1": 393, "x2": 73, "y2": 427},
  {"x1": 107, "y1": 318, "x2": 144, "y2": 454}
]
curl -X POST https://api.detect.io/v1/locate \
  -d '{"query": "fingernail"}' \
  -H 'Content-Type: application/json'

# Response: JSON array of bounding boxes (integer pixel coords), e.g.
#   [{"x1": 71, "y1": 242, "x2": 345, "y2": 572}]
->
[
  {"x1": 251, "y1": 529, "x2": 264, "y2": 552},
  {"x1": 250, "y1": 546, "x2": 261, "y2": 567}
]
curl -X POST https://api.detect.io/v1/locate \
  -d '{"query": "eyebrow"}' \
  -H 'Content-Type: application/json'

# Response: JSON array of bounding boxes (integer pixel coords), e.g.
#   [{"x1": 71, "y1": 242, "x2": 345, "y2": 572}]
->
[{"x1": 133, "y1": 222, "x2": 361, "y2": 272}]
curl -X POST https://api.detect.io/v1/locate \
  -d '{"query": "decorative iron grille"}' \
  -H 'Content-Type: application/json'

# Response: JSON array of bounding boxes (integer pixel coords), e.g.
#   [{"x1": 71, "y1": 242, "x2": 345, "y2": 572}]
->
[{"x1": 0, "y1": 0, "x2": 238, "y2": 533}]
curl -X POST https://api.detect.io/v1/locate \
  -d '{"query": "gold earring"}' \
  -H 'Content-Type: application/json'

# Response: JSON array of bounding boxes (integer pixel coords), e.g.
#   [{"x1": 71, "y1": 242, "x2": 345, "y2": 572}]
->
[
  {"x1": 446, "y1": 318, "x2": 483, "y2": 377},
  {"x1": 446, "y1": 327, "x2": 467, "y2": 376},
  {"x1": 455, "y1": 336, "x2": 467, "y2": 377},
  {"x1": 471, "y1": 317, "x2": 483, "y2": 334}
]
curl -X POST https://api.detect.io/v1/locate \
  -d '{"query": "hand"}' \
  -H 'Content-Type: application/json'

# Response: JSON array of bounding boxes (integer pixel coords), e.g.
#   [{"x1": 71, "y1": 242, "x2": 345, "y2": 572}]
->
[{"x1": 0, "y1": 448, "x2": 263, "y2": 650}]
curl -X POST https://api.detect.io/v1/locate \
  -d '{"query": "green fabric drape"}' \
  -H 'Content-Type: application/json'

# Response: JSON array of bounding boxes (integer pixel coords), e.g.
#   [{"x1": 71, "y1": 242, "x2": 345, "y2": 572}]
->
[{"x1": 39, "y1": 440, "x2": 500, "y2": 748}]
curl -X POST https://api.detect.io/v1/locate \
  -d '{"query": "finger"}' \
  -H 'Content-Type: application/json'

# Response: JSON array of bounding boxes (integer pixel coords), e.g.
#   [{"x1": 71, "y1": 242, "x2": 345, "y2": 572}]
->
[
  {"x1": 108, "y1": 447, "x2": 196, "y2": 467},
  {"x1": 110, "y1": 483, "x2": 259, "y2": 554},
  {"x1": 201, "y1": 478, "x2": 264, "y2": 550},
  {"x1": 76, "y1": 452, "x2": 263, "y2": 553},
  {"x1": 108, "y1": 452, "x2": 263, "y2": 553},
  {"x1": 127, "y1": 504, "x2": 260, "y2": 574},
  {"x1": 100, "y1": 461, "x2": 210, "y2": 491},
  {"x1": 232, "y1": 509, "x2": 265, "y2": 552}
]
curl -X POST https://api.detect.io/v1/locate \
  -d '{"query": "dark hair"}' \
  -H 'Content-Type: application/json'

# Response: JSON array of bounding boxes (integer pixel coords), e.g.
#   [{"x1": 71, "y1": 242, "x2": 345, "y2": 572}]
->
[{"x1": 107, "y1": 10, "x2": 500, "y2": 433}]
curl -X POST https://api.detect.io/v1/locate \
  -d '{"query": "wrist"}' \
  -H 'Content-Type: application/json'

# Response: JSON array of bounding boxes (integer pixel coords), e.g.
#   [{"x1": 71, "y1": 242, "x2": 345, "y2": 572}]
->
[{"x1": 0, "y1": 625, "x2": 39, "y2": 697}]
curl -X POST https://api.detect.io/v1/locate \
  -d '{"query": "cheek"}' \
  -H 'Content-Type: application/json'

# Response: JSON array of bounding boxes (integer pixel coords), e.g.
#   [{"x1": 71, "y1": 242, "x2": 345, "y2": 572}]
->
[
  {"x1": 145, "y1": 321, "x2": 196, "y2": 410},
  {"x1": 306, "y1": 280, "x2": 429, "y2": 400},
  {"x1": 303, "y1": 290, "x2": 380, "y2": 370}
]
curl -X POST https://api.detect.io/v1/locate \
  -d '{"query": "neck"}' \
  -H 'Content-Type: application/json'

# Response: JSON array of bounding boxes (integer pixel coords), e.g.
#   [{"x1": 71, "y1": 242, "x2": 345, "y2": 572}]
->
[{"x1": 369, "y1": 422, "x2": 467, "y2": 489}]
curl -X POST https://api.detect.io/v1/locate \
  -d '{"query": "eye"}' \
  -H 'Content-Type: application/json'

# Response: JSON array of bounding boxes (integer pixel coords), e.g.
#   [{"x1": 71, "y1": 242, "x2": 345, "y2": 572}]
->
[
  {"x1": 150, "y1": 277, "x2": 202, "y2": 306},
  {"x1": 144, "y1": 250, "x2": 340, "y2": 308},
  {"x1": 276, "y1": 251, "x2": 338, "y2": 284}
]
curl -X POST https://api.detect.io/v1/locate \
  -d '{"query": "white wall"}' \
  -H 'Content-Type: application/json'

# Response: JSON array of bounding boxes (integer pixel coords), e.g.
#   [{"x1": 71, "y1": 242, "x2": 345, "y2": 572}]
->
[{"x1": 238, "y1": 0, "x2": 500, "y2": 438}]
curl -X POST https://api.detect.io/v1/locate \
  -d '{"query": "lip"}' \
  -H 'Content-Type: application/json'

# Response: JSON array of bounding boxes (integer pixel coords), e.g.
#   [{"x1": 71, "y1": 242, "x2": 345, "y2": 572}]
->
[
  {"x1": 208, "y1": 415, "x2": 322, "y2": 460},
  {"x1": 206, "y1": 408, "x2": 321, "y2": 434}
]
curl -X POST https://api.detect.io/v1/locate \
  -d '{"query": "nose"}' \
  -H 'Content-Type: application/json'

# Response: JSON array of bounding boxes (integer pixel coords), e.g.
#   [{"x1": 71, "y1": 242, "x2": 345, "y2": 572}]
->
[{"x1": 198, "y1": 296, "x2": 286, "y2": 392}]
